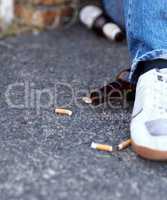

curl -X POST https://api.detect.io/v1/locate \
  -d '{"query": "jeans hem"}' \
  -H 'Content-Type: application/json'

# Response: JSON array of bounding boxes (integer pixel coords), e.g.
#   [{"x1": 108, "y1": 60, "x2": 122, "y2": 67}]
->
[{"x1": 129, "y1": 49, "x2": 167, "y2": 83}]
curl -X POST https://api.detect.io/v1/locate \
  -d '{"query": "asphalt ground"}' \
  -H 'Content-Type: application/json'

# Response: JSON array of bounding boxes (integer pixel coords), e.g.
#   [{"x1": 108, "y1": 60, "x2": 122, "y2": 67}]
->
[{"x1": 0, "y1": 24, "x2": 167, "y2": 200}]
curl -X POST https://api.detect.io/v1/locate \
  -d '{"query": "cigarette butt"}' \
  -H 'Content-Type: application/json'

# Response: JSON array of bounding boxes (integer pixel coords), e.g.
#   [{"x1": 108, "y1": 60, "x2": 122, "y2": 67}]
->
[
  {"x1": 55, "y1": 108, "x2": 72, "y2": 116},
  {"x1": 91, "y1": 142, "x2": 113, "y2": 152},
  {"x1": 82, "y1": 97, "x2": 92, "y2": 104},
  {"x1": 117, "y1": 139, "x2": 131, "y2": 150}
]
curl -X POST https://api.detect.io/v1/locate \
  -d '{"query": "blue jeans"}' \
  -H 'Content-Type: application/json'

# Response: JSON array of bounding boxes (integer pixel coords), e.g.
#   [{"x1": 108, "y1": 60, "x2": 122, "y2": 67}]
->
[{"x1": 103, "y1": 0, "x2": 167, "y2": 82}]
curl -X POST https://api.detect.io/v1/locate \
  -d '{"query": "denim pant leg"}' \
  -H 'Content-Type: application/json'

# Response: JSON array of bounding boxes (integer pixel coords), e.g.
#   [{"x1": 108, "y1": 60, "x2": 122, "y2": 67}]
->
[
  {"x1": 102, "y1": 0, "x2": 125, "y2": 29},
  {"x1": 124, "y1": 0, "x2": 167, "y2": 82},
  {"x1": 103, "y1": 0, "x2": 167, "y2": 83}
]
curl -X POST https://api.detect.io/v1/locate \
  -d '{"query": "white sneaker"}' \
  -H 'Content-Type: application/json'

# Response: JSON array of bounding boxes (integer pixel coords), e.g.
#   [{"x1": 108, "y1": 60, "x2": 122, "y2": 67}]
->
[{"x1": 131, "y1": 68, "x2": 167, "y2": 160}]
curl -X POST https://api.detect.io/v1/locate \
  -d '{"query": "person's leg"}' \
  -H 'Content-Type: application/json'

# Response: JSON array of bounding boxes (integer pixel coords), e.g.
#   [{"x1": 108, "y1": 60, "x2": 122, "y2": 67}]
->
[
  {"x1": 123, "y1": 0, "x2": 167, "y2": 82},
  {"x1": 123, "y1": 0, "x2": 167, "y2": 160},
  {"x1": 103, "y1": 0, "x2": 167, "y2": 160},
  {"x1": 102, "y1": 0, "x2": 125, "y2": 29},
  {"x1": 103, "y1": 0, "x2": 167, "y2": 82}
]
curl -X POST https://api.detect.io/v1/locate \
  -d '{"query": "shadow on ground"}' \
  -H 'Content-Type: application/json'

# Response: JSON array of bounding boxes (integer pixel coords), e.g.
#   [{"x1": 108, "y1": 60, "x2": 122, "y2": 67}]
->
[{"x1": 0, "y1": 24, "x2": 167, "y2": 200}]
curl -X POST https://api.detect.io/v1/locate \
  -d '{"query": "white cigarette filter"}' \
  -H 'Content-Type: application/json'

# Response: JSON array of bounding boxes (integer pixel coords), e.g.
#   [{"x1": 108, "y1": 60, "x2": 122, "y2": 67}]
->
[
  {"x1": 80, "y1": 5, "x2": 102, "y2": 28},
  {"x1": 82, "y1": 97, "x2": 92, "y2": 104},
  {"x1": 103, "y1": 23, "x2": 122, "y2": 40},
  {"x1": 91, "y1": 142, "x2": 113, "y2": 152},
  {"x1": 55, "y1": 108, "x2": 72, "y2": 116},
  {"x1": 118, "y1": 139, "x2": 131, "y2": 150},
  {"x1": 0, "y1": 0, "x2": 14, "y2": 26}
]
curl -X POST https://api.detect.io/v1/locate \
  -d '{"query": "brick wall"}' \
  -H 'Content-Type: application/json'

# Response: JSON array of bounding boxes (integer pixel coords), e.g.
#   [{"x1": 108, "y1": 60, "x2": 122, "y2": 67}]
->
[
  {"x1": 14, "y1": 0, "x2": 78, "y2": 28},
  {"x1": 0, "y1": 0, "x2": 78, "y2": 37},
  {"x1": 0, "y1": 0, "x2": 99, "y2": 37}
]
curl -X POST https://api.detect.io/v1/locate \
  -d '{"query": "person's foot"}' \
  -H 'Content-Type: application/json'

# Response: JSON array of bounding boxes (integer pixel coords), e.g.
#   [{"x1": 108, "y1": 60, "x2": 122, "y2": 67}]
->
[{"x1": 131, "y1": 68, "x2": 167, "y2": 160}]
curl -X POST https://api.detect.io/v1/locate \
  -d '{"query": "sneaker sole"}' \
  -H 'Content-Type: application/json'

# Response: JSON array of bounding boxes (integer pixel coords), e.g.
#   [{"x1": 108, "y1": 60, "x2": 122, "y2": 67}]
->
[{"x1": 131, "y1": 140, "x2": 167, "y2": 161}]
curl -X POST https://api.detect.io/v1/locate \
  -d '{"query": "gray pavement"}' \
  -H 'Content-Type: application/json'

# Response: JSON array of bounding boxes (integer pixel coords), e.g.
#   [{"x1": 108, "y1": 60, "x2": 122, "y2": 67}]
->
[{"x1": 0, "y1": 24, "x2": 167, "y2": 200}]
